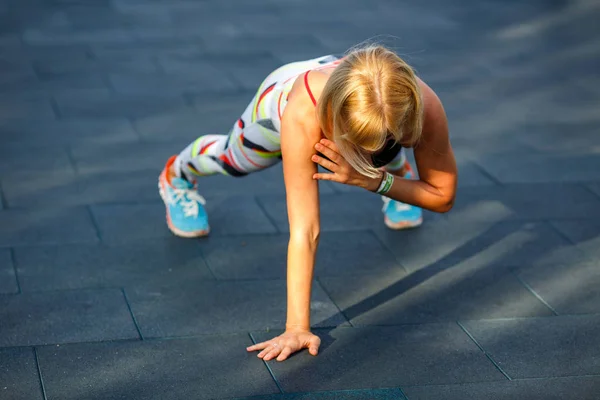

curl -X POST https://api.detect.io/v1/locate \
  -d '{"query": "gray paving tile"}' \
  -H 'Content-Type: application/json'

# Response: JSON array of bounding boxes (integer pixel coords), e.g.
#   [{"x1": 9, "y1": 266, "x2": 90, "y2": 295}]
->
[
  {"x1": 2, "y1": 170, "x2": 159, "y2": 207},
  {"x1": 54, "y1": 90, "x2": 188, "y2": 118},
  {"x1": 403, "y1": 376, "x2": 600, "y2": 400},
  {"x1": 33, "y1": 56, "x2": 161, "y2": 79},
  {"x1": 455, "y1": 161, "x2": 497, "y2": 186},
  {"x1": 587, "y1": 182, "x2": 600, "y2": 198},
  {"x1": 15, "y1": 43, "x2": 92, "y2": 66},
  {"x1": 253, "y1": 324, "x2": 506, "y2": 391},
  {"x1": 204, "y1": 32, "x2": 327, "y2": 54},
  {"x1": 448, "y1": 184, "x2": 600, "y2": 223},
  {"x1": 374, "y1": 220, "x2": 581, "y2": 273},
  {"x1": 0, "y1": 289, "x2": 139, "y2": 347},
  {"x1": 132, "y1": 107, "x2": 240, "y2": 142},
  {"x1": 0, "y1": 248, "x2": 18, "y2": 293},
  {"x1": 551, "y1": 219, "x2": 600, "y2": 258},
  {"x1": 167, "y1": 2, "x2": 278, "y2": 28},
  {"x1": 14, "y1": 238, "x2": 213, "y2": 291},
  {"x1": 186, "y1": 89, "x2": 257, "y2": 113},
  {"x1": 0, "y1": 33, "x2": 18, "y2": 46},
  {"x1": 0, "y1": 52, "x2": 34, "y2": 76},
  {"x1": 0, "y1": 96, "x2": 55, "y2": 119},
  {"x1": 127, "y1": 279, "x2": 347, "y2": 337},
  {"x1": 0, "y1": 207, "x2": 98, "y2": 247},
  {"x1": 64, "y1": 4, "x2": 172, "y2": 31},
  {"x1": 234, "y1": 388, "x2": 406, "y2": 400},
  {"x1": 551, "y1": 218, "x2": 600, "y2": 245},
  {"x1": 22, "y1": 28, "x2": 137, "y2": 46},
  {"x1": 514, "y1": 121, "x2": 600, "y2": 154},
  {"x1": 91, "y1": 197, "x2": 277, "y2": 244},
  {"x1": 109, "y1": 69, "x2": 239, "y2": 95},
  {"x1": 0, "y1": 118, "x2": 138, "y2": 146},
  {"x1": 89, "y1": 41, "x2": 199, "y2": 64},
  {"x1": 0, "y1": 347, "x2": 44, "y2": 400},
  {"x1": 36, "y1": 74, "x2": 110, "y2": 92},
  {"x1": 199, "y1": 230, "x2": 401, "y2": 280},
  {"x1": 70, "y1": 141, "x2": 184, "y2": 174},
  {"x1": 0, "y1": 144, "x2": 74, "y2": 179},
  {"x1": 476, "y1": 153, "x2": 600, "y2": 184},
  {"x1": 313, "y1": 231, "x2": 403, "y2": 276},
  {"x1": 320, "y1": 261, "x2": 553, "y2": 326},
  {"x1": 37, "y1": 334, "x2": 280, "y2": 400},
  {"x1": 461, "y1": 314, "x2": 600, "y2": 378},
  {"x1": 201, "y1": 55, "x2": 282, "y2": 91},
  {"x1": 515, "y1": 258, "x2": 600, "y2": 315}
]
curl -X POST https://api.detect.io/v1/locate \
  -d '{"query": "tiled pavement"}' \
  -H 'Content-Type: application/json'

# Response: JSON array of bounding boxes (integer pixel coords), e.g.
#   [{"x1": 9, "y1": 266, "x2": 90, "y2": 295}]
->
[{"x1": 1, "y1": 0, "x2": 599, "y2": 398}]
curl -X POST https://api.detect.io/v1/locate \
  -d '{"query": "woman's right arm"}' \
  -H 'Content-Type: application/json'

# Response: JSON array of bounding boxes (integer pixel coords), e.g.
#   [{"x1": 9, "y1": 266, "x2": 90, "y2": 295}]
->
[
  {"x1": 281, "y1": 89, "x2": 322, "y2": 334},
  {"x1": 246, "y1": 74, "x2": 323, "y2": 362}
]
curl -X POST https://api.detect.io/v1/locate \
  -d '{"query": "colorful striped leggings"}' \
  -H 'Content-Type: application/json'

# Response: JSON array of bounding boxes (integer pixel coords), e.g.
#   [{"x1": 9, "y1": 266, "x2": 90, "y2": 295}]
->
[{"x1": 174, "y1": 58, "x2": 406, "y2": 181}]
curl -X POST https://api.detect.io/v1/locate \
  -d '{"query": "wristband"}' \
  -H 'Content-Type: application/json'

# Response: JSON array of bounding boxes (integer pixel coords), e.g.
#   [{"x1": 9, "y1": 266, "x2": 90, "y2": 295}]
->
[{"x1": 376, "y1": 171, "x2": 394, "y2": 195}]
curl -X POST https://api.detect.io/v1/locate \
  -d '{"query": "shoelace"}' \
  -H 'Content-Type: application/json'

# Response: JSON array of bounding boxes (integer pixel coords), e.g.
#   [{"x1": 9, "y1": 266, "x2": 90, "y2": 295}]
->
[
  {"x1": 170, "y1": 188, "x2": 206, "y2": 218},
  {"x1": 382, "y1": 196, "x2": 411, "y2": 212}
]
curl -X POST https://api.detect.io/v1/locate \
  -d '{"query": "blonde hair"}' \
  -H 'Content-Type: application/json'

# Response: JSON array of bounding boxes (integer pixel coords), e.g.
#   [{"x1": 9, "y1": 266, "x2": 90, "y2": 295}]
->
[{"x1": 316, "y1": 45, "x2": 424, "y2": 178}]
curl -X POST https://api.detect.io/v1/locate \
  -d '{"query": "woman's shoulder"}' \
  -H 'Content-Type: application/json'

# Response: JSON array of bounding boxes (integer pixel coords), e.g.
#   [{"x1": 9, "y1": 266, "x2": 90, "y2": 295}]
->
[
  {"x1": 281, "y1": 70, "x2": 330, "y2": 137},
  {"x1": 417, "y1": 77, "x2": 445, "y2": 119},
  {"x1": 287, "y1": 69, "x2": 330, "y2": 108},
  {"x1": 416, "y1": 77, "x2": 449, "y2": 139}
]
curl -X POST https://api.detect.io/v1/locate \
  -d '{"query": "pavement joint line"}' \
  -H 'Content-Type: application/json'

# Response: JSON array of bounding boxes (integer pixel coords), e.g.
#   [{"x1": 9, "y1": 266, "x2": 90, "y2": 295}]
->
[
  {"x1": 367, "y1": 228, "x2": 411, "y2": 274},
  {"x1": 125, "y1": 116, "x2": 145, "y2": 141},
  {"x1": 85, "y1": 204, "x2": 103, "y2": 243},
  {"x1": 315, "y1": 276, "x2": 354, "y2": 327},
  {"x1": 121, "y1": 288, "x2": 144, "y2": 341},
  {"x1": 398, "y1": 373, "x2": 600, "y2": 389},
  {"x1": 49, "y1": 96, "x2": 62, "y2": 120},
  {"x1": 456, "y1": 321, "x2": 512, "y2": 381},
  {"x1": 33, "y1": 347, "x2": 49, "y2": 400},
  {"x1": 0, "y1": 181, "x2": 7, "y2": 209},
  {"x1": 399, "y1": 387, "x2": 411, "y2": 400},
  {"x1": 582, "y1": 183, "x2": 600, "y2": 201},
  {"x1": 254, "y1": 195, "x2": 281, "y2": 234},
  {"x1": 9, "y1": 248, "x2": 22, "y2": 294},
  {"x1": 545, "y1": 219, "x2": 579, "y2": 246},
  {"x1": 196, "y1": 247, "x2": 219, "y2": 281},
  {"x1": 470, "y1": 161, "x2": 504, "y2": 186},
  {"x1": 248, "y1": 332, "x2": 285, "y2": 394},
  {"x1": 64, "y1": 144, "x2": 79, "y2": 175},
  {"x1": 511, "y1": 270, "x2": 559, "y2": 316}
]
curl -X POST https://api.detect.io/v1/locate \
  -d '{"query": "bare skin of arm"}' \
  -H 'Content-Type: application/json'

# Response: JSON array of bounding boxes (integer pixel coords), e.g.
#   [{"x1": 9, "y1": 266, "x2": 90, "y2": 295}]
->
[
  {"x1": 313, "y1": 79, "x2": 458, "y2": 212},
  {"x1": 246, "y1": 73, "x2": 324, "y2": 361},
  {"x1": 380, "y1": 80, "x2": 457, "y2": 212}
]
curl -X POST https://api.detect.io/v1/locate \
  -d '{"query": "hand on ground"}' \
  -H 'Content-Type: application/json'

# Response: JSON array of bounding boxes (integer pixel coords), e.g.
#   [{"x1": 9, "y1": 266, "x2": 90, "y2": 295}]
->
[{"x1": 246, "y1": 329, "x2": 321, "y2": 362}]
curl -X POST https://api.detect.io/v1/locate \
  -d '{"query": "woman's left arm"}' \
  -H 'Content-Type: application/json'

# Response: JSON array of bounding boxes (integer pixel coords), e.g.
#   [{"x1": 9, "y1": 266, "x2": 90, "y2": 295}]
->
[
  {"x1": 380, "y1": 88, "x2": 457, "y2": 213},
  {"x1": 312, "y1": 86, "x2": 458, "y2": 213}
]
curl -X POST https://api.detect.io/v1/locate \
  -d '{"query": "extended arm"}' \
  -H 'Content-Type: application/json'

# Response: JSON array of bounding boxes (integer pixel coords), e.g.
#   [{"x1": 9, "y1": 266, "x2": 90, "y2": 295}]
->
[
  {"x1": 281, "y1": 100, "x2": 322, "y2": 332},
  {"x1": 247, "y1": 74, "x2": 323, "y2": 361}
]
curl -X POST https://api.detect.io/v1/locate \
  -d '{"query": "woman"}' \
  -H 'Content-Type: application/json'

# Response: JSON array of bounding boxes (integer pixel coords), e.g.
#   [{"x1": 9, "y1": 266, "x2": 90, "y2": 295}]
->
[{"x1": 158, "y1": 45, "x2": 457, "y2": 361}]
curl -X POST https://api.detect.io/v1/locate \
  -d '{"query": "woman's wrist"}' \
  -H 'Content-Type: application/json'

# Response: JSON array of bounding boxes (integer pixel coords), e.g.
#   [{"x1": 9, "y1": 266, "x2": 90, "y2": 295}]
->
[
  {"x1": 285, "y1": 323, "x2": 311, "y2": 332},
  {"x1": 365, "y1": 171, "x2": 385, "y2": 192}
]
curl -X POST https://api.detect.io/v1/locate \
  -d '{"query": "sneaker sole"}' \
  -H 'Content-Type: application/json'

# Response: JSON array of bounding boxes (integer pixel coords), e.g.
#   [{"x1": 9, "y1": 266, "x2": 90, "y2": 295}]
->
[
  {"x1": 384, "y1": 216, "x2": 423, "y2": 230},
  {"x1": 158, "y1": 180, "x2": 210, "y2": 239}
]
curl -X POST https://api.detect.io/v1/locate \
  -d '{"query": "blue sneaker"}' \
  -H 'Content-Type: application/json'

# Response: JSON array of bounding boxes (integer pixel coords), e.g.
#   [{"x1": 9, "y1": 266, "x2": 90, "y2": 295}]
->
[
  {"x1": 159, "y1": 155, "x2": 210, "y2": 238},
  {"x1": 382, "y1": 162, "x2": 423, "y2": 230}
]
